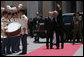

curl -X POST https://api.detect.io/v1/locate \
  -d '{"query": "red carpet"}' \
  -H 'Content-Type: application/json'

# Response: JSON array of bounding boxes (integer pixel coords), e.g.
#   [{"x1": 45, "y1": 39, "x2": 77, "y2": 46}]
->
[{"x1": 24, "y1": 43, "x2": 82, "y2": 56}]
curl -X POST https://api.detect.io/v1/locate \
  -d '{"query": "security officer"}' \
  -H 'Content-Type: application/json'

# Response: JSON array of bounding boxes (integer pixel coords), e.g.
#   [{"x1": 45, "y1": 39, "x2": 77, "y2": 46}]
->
[
  {"x1": 73, "y1": 11, "x2": 83, "y2": 44},
  {"x1": 33, "y1": 12, "x2": 41, "y2": 43}
]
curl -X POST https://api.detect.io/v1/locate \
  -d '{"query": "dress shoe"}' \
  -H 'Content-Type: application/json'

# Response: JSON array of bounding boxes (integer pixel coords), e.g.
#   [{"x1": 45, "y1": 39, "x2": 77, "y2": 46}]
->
[
  {"x1": 12, "y1": 51, "x2": 16, "y2": 53},
  {"x1": 46, "y1": 47, "x2": 49, "y2": 49},
  {"x1": 19, "y1": 53, "x2": 26, "y2": 55},
  {"x1": 33, "y1": 41, "x2": 36, "y2": 43},
  {"x1": 56, "y1": 47, "x2": 59, "y2": 49},
  {"x1": 61, "y1": 45, "x2": 64, "y2": 49},
  {"x1": 50, "y1": 47, "x2": 53, "y2": 49},
  {"x1": 7, "y1": 52, "x2": 12, "y2": 54},
  {"x1": 61, "y1": 47, "x2": 64, "y2": 49}
]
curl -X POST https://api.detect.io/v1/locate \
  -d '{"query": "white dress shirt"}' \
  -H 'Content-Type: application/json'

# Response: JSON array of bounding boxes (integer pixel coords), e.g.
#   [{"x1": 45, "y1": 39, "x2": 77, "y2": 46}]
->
[{"x1": 20, "y1": 14, "x2": 28, "y2": 35}]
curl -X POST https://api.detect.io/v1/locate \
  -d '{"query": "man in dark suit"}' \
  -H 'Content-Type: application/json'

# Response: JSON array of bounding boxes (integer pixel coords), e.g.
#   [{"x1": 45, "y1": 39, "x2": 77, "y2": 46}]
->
[
  {"x1": 55, "y1": 3, "x2": 64, "y2": 49},
  {"x1": 45, "y1": 12, "x2": 55, "y2": 49},
  {"x1": 33, "y1": 12, "x2": 41, "y2": 43}
]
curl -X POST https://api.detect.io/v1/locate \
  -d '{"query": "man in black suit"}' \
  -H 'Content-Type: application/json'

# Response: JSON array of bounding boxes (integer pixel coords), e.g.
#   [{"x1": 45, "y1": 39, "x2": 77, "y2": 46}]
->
[
  {"x1": 54, "y1": 3, "x2": 64, "y2": 49},
  {"x1": 33, "y1": 12, "x2": 41, "y2": 43},
  {"x1": 45, "y1": 12, "x2": 55, "y2": 49}
]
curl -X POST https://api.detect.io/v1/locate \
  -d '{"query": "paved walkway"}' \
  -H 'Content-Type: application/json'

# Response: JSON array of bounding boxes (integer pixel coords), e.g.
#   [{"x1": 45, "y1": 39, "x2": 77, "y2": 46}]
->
[{"x1": 6, "y1": 36, "x2": 83, "y2": 56}]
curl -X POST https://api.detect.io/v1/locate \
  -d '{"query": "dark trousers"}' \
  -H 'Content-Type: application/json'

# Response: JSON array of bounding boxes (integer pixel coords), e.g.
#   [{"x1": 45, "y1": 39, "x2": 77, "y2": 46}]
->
[
  {"x1": 11, "y1": 36, "x2": 20, "y2": 52},
  {"x1": 21, "y1": 34, "x2": 27, "y2": 54},
  {"x1": 46, "y1": 32, "x2": 53, "y2": 49},
  {"x1": 6, "y1": 36, "x2": 12, "y2": 53},
  {"x1": 56, "y1": 28, "x2": 64, "y2": 48},
  {"x1": 14, "y1": 36, "x2": 20, "y2": 51},
  {"x1": 2, "y1": 36, "x2": 20, "y2": 54},
  {"x1": 11, "y1": 36, "x2": 15, "y2": 52},
  {"x1": 1, "y1": 38, "x2": 7, "y2": 54},
  {"x1": 1, "y1": 37, "x2": 12, "y2": 53},
  {"x1": 34, "y1": 32, "x2": 39, "y2": 42}
]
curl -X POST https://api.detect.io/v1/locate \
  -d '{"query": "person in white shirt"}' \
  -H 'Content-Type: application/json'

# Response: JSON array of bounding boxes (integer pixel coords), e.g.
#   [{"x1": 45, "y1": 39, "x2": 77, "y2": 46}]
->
[
  {"x1": 11, "y1": 12, "x2": 21, "y2": 53},
  {"x1": 18, "y1": 9, "x2": 28, "y2": 55},
  {"x1": 1, "y1": 10, "x2": 9, "y2": 55},
  {"x1": 6, "y1": 12, "x2": 14, "y2": 54}
]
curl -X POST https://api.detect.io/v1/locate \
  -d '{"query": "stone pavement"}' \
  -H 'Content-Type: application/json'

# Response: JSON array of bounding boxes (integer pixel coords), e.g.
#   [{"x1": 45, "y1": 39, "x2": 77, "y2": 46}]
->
[
  {"x1": 6, "y1": 36, "x2": 83, "y2": 56},
  {"x1": 6, "y1": 36, "x2": 46, "y2": 56}
]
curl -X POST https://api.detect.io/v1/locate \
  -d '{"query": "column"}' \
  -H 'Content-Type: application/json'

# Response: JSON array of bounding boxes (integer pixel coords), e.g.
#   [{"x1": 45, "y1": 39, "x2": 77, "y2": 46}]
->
[
  {"x1": 5, "y1": 1, "x2": 13, "y2": 6},
  {"x1": 38, "y1": 1, "x2": 43, "y2": 16},
  {"x1": 43, "y1": 1, "x2": 53, "y2": 17},
  {"x1": 76, "y1": 1, "x2": 83, "y2": 12},
  {"x1": 27, "y1": 1, "x2": 39, "y2": 18},
  {"x1": 62, "y1": 1, "x2": 71, "y2": 13},
  {"x1": 1, "y1": 1, "x2": 5, "y2": 7}
]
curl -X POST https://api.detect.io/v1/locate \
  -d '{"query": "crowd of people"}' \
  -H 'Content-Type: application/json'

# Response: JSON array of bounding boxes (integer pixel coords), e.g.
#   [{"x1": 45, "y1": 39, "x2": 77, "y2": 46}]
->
[
  {"x1": 1, "y1": 3, "x2": 83, "y2": 56},
  {"x1": 1, "y1": 4, "x2": 28, "y2": 55}
]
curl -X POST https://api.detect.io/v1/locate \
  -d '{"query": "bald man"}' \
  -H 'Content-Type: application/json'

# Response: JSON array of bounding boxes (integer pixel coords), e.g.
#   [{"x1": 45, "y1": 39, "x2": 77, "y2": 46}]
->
[{"x1": 45, "y1": 12, "x2": 56, "y2": 49}]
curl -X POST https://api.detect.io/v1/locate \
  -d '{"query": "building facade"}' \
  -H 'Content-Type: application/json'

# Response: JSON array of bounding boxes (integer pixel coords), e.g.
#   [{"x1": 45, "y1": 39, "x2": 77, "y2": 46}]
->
[{"x1": 1, "y1": 1, "x2": 83, "y2": 18}]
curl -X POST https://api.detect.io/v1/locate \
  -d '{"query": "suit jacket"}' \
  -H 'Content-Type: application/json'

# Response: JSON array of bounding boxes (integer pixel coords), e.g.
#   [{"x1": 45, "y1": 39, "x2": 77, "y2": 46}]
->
[
  {"x1": 33, "y1": 16, "x2": 41, "y2": 29},
  {"x1": 33, "y1": 16, "x2": 41, "y2": 23},
  {"x1": 45, "y1": 17, "x2": 55, "y2": 35}
]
